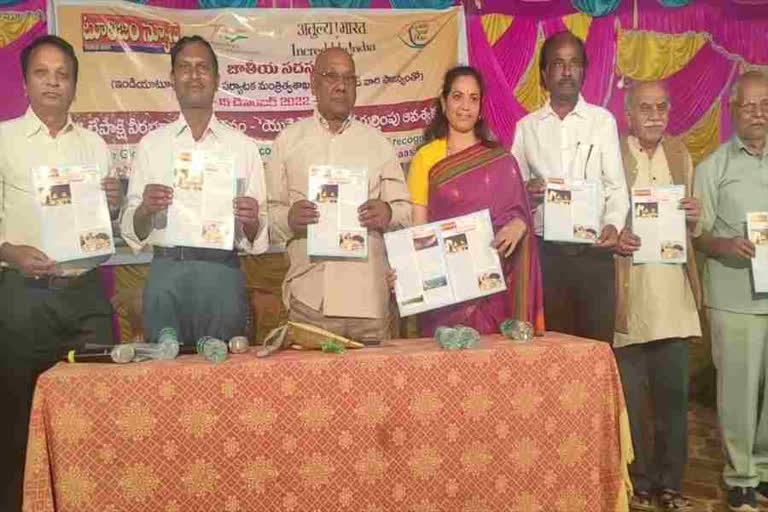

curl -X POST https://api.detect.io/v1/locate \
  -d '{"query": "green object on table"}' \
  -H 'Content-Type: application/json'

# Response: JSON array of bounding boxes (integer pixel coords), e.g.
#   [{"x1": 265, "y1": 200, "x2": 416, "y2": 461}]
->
[
  {"x1": 158, "y1": 327, "x2": 178, "y2": 344},
  {"x1": 434, "y1": 325, "x2": 480, "y2": 350},
  {"x1": 320, "y1": 340, "x2": 346, "y2": 353},
  {"x1": 196, "y1": 336, "x2": 229, "y2": 363},
  {"x1": 499, "y1": 318, "x2": 534, "y2": 342}
]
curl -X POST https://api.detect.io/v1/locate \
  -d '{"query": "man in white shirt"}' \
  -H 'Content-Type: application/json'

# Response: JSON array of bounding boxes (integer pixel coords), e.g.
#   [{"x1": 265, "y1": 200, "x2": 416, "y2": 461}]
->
[
  {"x1": 0, "y1": 35, "x2": 121, "y2": 512},
  {"x1": 121, "y1": 36, "x2": 268, "y2": 344},
  {"x1": 511, "y1": 30, "x2": 628, "y2": 342}
]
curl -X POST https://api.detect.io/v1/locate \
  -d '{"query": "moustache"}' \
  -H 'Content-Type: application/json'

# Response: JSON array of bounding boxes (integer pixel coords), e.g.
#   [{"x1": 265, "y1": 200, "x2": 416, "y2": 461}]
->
[
  {"x1": 558, "y1": 79, "x2": 577, "y2": 87},
  {"x1": 643, "y1": 123, "x2": 665, "y2": 128}
]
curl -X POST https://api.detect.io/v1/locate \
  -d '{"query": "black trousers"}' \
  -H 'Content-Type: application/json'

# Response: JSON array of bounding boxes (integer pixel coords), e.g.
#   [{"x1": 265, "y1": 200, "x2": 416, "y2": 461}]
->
[
  {"x1": 540, "y1": 241, "x2": 616, "y2": 342},
  {"x1": 614, "y1": 339, "x2": 690, "y2": 493},
  {"x1": 0, "y1": 269, "x2": 113, "y2": 512}
]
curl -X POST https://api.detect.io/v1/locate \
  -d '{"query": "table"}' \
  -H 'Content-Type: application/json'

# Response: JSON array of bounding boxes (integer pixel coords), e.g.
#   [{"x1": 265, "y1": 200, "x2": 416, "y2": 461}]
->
[{"x1": 23, "y1": 334, "x2": 632, "y2": 512}]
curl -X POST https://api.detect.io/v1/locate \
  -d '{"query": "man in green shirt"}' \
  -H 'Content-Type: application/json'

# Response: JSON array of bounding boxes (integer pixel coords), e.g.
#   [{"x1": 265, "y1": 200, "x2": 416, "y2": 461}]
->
[{"x1": 695, "y1": 70, "x2": 768, "y2": 512}]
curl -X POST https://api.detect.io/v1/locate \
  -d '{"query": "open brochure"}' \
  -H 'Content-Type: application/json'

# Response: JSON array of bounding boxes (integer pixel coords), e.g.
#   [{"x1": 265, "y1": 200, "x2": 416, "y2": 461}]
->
[
  {"x1": 32, "y1": 164, "x2": 114, "y2": 262},
  {"x1": 166, "y1": 150, "x2": 236, "y2": 250},
  {"x1": 747, "y1": 211, "x2": 768, "y2": 293},
  {"x1": 631, "y1": 185, "x2": 686, "y2": 264},
  {"x1": 307, "y1": 165, "x2": 368, "y2": 259},
  {"x1": 385, "y1": 209, "x2": 506, "y2": 317},
  {"x1": 543, "y1": 178, "x2": 601, "y2": 244}
]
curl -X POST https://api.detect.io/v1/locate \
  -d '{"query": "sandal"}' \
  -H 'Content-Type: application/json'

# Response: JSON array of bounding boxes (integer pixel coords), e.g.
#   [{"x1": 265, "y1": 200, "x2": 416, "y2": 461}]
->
[
  {"x1": 630, "y1": 491, "x2": 657, "y2": 511},
  {"x1": 657, "y1": 489, "x2": 692, "y2": 511}
]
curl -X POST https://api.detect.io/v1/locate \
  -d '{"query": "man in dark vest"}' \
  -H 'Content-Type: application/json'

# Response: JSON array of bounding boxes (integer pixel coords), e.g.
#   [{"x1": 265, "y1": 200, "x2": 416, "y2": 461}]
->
[{"x1": 613, "y1": 80, "x2": 701, "y2": 511}]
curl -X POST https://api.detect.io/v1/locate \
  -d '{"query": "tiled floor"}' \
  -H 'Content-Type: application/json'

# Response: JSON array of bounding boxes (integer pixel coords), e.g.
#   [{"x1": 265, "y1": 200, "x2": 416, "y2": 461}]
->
[
  {"x1": 675, "y1": 400, "x2": 768, "y2": 512},
  {"x1": 682, "y1": 402, "x2": 731, "y2": 512}
]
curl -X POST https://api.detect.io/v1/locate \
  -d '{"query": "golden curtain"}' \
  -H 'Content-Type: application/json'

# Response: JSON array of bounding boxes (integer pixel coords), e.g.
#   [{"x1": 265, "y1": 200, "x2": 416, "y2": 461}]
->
[
  {"x1": 481, "y1": 13, "x2": 513, "y2": 47},
  {"x1": 682, "y1": 101, "x2": 721, "y2": 166},
  {"x1": 0, "y1": 11, "x2": 43, "y2": 48},
  {"x1": 616, "y1": 28, "x2": 708, "y2": 81}
]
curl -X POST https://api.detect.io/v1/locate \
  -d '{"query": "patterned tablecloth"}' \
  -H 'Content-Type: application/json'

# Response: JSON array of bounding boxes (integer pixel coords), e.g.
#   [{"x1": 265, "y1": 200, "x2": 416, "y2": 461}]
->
[{"x1": 23, "y1": 333, "x2": 632, "y2": 512}]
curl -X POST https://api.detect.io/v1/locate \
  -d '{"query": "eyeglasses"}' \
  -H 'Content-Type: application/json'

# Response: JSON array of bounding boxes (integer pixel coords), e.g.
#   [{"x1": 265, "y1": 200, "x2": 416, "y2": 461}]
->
[
  {"x1": 737, "y1": 99, "x2": 768, "y2": 114},
  {"x1": 316, "y1": 70, "x2": 358, "y2": 86},
  {"x1": 638, "y1": 102, "x2": 670, "y2": 115}
]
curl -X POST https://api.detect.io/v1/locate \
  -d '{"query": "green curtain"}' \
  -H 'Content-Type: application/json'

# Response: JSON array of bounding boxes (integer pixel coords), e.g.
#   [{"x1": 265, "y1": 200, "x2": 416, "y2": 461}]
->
[
  {"x1": 199, "y1": 0, "x2": 257, "y2": 6},
  {"x1": 657, "y1": 0, "x2": 693, "y2": 6},
  {"x1": 572, "y1": 0, "x2": 621, "y2": 16}
]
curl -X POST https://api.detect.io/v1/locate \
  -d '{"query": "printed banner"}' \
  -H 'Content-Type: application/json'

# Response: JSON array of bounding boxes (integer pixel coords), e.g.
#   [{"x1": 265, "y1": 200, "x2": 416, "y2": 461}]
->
[{"x1": 54, "y1": 1, "x2": 464, "y2": 178}]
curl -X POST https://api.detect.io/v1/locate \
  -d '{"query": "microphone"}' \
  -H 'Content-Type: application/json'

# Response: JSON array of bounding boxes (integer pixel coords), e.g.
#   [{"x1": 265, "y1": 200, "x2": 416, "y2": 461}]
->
[
  {"x1": 131, "y1": 341, "x2": 179, "y2": 361},
  {"x1": 83, "y1": 341, "x2": 179, "y2": 361},
  {"x1": 65, "y1": 344, "x2": 136, "y2": 364}
]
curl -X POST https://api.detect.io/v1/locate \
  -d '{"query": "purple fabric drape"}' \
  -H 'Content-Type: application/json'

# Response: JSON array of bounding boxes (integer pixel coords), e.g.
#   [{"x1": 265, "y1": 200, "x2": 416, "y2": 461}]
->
[
  {"x1": 581, "y1": 15, "x2": 616, "y2": 106},
  {"x1": 467, "y1": 14, "x2": 528, "y2": 149},
  {"x1": 0, "y1": 0, "x2": 46, "y2": 122}
]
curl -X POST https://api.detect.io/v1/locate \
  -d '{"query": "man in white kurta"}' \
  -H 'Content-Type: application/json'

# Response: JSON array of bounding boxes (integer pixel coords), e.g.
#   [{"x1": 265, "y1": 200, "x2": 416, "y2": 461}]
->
[{"x1": 613, "y1": 80, "x2": 701, "y2": 511}]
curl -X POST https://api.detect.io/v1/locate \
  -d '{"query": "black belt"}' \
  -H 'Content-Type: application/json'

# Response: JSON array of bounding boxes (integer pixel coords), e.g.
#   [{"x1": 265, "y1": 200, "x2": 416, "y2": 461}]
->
[{"x1": 153, "y1": 246, "x2": 237, "y2": 263}]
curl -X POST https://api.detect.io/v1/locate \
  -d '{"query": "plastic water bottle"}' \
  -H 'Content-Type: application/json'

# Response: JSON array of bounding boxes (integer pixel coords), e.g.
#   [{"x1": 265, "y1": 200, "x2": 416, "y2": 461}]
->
[{"x1": 196, "y1": 336, "x2": 228, "y2": 363}]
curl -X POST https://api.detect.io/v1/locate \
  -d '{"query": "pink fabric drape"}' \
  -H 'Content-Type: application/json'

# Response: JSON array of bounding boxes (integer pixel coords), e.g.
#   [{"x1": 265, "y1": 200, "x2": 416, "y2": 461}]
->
[
  {"x1": 616, "y1": 0, "x2": 768, "y2": 64},
  {"x1": 719, "y1": 70, "x2": 740, "y2": 143},
  {"x1": 606, "y1": 42, "x2": 736, "y2": 136},
  {"x1": 467, "y1": 14, "x2": 528, "y2": 149},
  {"x1": 581, "y1": 15, "x2": 616, "y2": 106},
  {"x1": 0, "y1": 0, "x2": 46, "y2": 122},
  {"x1": 655, "y1": 43, "x2": 736, "y2": 136},
  {"x1": 492, "y1": 17, "x2": 537, "y2": 91},
  {"x1": 541, "y1": 16, "x2": 568, "y2": 37}
]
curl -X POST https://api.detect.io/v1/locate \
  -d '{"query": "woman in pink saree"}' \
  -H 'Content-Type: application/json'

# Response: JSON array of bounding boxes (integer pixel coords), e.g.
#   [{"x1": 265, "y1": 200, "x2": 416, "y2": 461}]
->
[{"x1": 405, "y1": 66, "x2": 545, "y2": 336}]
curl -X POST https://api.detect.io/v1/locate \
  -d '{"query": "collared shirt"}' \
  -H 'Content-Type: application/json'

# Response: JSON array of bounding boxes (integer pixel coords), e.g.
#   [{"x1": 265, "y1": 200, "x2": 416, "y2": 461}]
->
[
  {"x1": 614, "y1": 136, "x2": 701, "y2": 348},
  {"x1": 267, "y1": 110, "x2": 412, "y2": 319},
  {"x1": 511, "y1": 95, "x2": 629, "y2": 235},
  {"x1": 0, "y1": 107, "x2": 111, "y2": 274},
  {"x1": 121, "y1": 114, "x2": 268, "y2": 255},
  {"x1": 695, "y1": 135, "x2": 768, "y2": 314}
]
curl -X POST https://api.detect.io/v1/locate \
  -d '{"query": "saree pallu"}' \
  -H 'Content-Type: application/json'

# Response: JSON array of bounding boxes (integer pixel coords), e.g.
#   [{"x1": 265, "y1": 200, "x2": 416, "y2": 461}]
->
[{"x1": 420, "y1": 142, "x2": 545, "y2": 337}]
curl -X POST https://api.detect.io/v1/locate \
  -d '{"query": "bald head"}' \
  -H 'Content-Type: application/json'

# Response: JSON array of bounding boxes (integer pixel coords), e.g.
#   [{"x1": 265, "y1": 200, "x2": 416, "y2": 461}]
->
[
  {"x1": 311, "y1": 48, "x2": 357, "y2": 132},
  {"x1": 625, "y1": 80, "x2": 669, "y2": 110},
  {"x1": 314, "y1": 47, "x2": 354, "y2": 70},
  {"x1": 731, "y1": 70, "x2": 768, "y2": 105},
  {"x1": 625, "y1": 80, "x2": 670, "y2": 150},
  {"x1": 731, "y1": 71, "x2": 768, "y2": 145}
]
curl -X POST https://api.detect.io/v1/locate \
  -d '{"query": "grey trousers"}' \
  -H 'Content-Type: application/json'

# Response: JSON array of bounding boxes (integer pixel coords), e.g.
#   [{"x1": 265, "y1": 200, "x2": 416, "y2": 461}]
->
[
  {"x1": 710, "y1": 308, "x2": 768, "y2": 488},
  {"x1": 614, "y1": 338, "x2": 689, "y2": 493},
  {"x1": 0, "y1": 269, "x2": 113, "y2": 512},
  {"x1": 143, "y1": 258, "x2": 247, "y2": 344}
]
